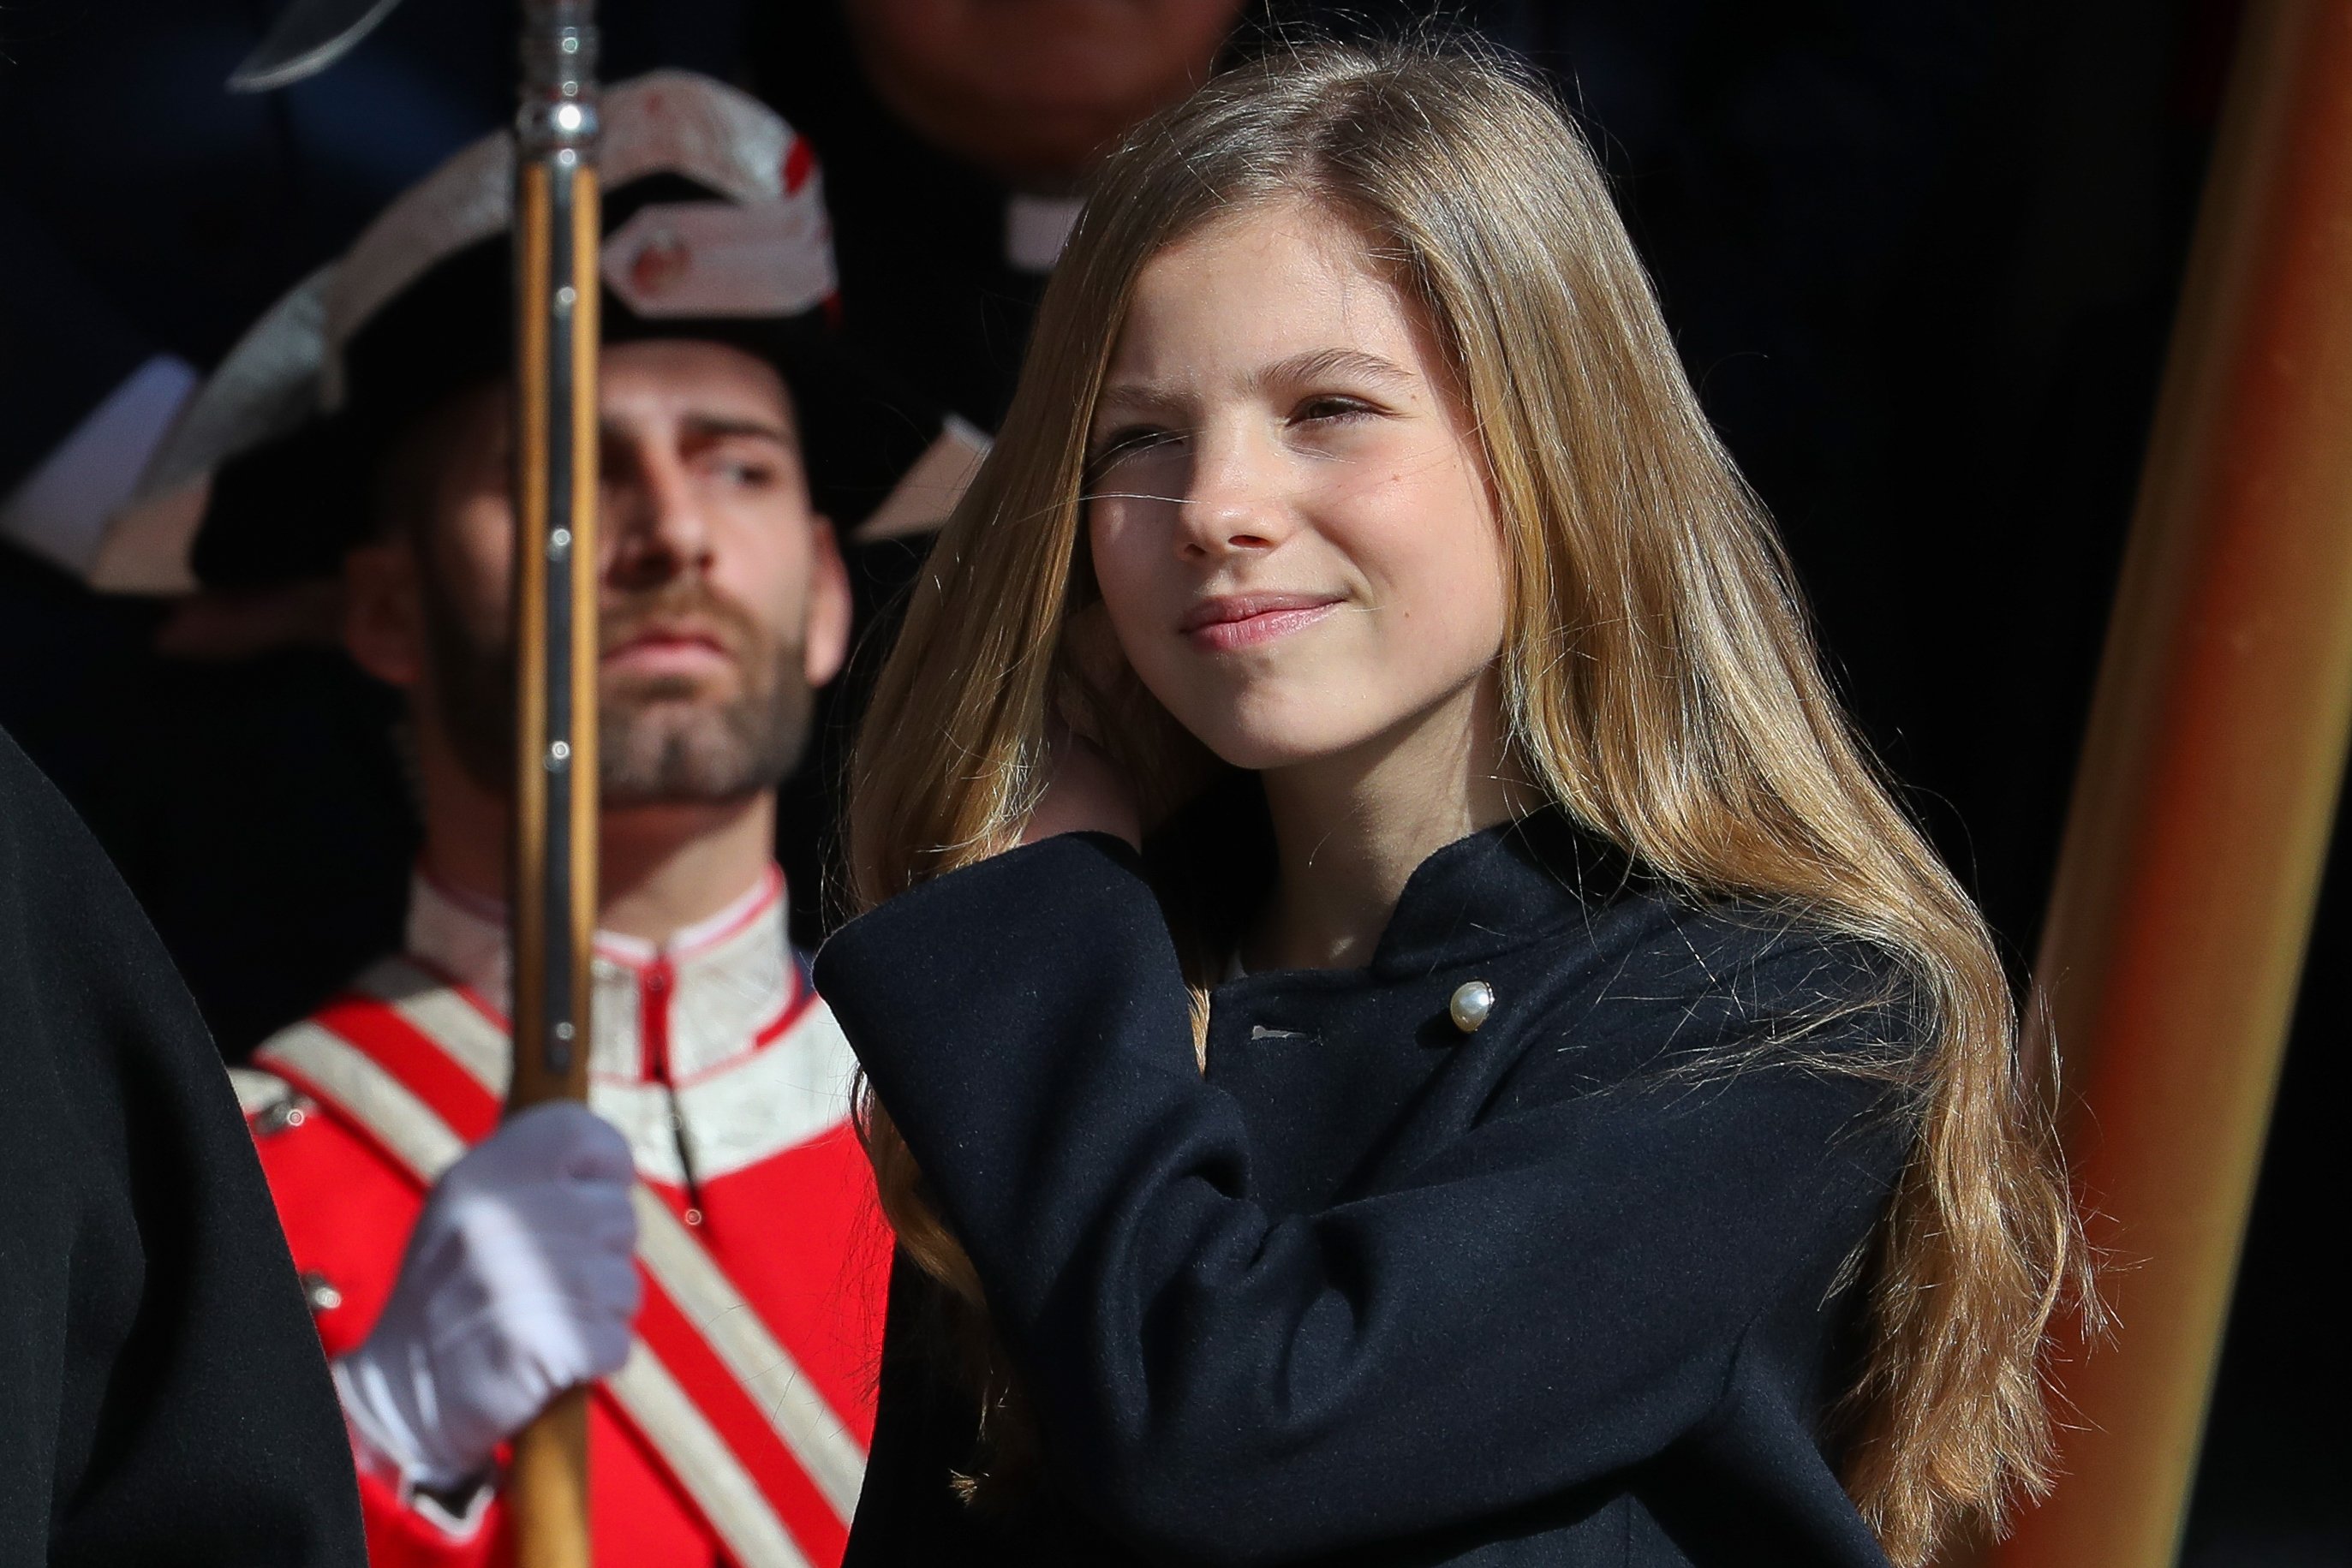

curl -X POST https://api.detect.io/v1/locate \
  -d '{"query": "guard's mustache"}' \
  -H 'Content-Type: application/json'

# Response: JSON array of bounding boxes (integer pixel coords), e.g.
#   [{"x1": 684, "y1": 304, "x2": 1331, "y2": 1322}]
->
[{"x1": 599, "y1": 583, "x2": 762, "y2": 661}]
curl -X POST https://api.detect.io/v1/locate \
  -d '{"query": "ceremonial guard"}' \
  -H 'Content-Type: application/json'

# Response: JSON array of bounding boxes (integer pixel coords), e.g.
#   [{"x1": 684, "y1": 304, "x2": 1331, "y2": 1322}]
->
[{"x1": 93, "y1": 72, "x2": 980, "y2": 1568}]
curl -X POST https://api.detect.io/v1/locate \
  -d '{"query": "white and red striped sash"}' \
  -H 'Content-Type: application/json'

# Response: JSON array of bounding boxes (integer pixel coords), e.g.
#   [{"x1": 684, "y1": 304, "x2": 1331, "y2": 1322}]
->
[{"x1": 257, "y1": 958, "x2": 867, "y2": 1568}]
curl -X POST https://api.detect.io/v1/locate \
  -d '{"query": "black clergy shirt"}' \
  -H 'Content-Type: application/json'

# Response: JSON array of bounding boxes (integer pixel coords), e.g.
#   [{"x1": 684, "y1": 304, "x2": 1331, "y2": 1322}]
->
[{"x1": 816, "y1": 809, "x2": 1918, "y2": 1567}]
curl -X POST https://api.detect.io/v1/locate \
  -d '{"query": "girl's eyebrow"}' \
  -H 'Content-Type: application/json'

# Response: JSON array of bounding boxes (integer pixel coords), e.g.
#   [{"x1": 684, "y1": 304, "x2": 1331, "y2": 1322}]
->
[
  {"x1": 1255, "y1": 347, "x2": 1415, "y2": 391},
  {"x1": 1095, "y1": 347, "x2": 1415, "y2": 423},
  {"x1": 1092, "y1": 381, "x2": 1189, "y2": 422}
]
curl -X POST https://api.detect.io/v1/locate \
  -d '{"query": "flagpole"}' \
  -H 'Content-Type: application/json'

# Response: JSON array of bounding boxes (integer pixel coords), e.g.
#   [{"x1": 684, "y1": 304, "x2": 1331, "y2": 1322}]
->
[{"x1": 1988, "y1": 3, "x2": 2352, "y2": 1564}]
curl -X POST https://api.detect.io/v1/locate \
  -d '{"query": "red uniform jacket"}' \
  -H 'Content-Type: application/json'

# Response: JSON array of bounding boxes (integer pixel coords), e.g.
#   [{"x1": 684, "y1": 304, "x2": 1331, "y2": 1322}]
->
[{"x1": 234, "y1": 869, "x2": 890, "y2": 1568}]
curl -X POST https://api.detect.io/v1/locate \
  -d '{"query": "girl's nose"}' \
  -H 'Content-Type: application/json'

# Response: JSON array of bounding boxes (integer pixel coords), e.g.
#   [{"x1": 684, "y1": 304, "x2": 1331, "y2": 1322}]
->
[{"x1": 1175, "y1": 431, "x2": 1290, "y2": 559}]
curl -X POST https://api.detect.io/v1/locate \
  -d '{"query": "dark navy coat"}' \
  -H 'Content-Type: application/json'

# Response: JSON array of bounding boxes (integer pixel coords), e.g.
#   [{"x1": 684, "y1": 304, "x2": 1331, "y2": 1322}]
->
[{"x1": 816, "y1": 809, "x2": 1916, "y2": 1566}]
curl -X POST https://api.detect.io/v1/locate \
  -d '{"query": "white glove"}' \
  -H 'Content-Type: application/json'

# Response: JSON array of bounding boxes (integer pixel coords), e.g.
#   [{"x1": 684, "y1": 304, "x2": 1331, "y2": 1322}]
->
[{"x1": 334, "y1": 1101, "x2": 642, "y2": 1492}]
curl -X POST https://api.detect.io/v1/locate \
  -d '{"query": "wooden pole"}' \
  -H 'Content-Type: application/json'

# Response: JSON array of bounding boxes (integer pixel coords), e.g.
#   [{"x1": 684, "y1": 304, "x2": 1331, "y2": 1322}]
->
[
  {"x1": 1995, "y1": 4, "x2": 2352, "y2": 1564},
  {"x1": 504, "y1": 3, "x2": 600, "y2": 1563}
]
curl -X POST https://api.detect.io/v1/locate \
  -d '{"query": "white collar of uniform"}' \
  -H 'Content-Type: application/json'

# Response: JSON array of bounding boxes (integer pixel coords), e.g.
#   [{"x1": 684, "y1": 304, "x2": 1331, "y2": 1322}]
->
[{"x1": 404, "y1": 866, "x2": 802, "y2": 1088}]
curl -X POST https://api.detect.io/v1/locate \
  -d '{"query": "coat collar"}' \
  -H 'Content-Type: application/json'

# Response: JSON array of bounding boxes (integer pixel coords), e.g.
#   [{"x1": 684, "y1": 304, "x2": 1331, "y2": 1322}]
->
[
  {"x1": 1151, "y1": 778, "x2": 1642, "y2": 984},
  {"x1": 1366, "y1": 809, "x2": 1640, "y2": 979}
]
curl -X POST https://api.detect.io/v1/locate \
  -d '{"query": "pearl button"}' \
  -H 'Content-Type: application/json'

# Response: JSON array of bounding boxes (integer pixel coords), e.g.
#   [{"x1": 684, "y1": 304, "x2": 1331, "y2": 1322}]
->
[{"x1": 1449, "y1": 980, "x2": 1495, "y2": 1034}]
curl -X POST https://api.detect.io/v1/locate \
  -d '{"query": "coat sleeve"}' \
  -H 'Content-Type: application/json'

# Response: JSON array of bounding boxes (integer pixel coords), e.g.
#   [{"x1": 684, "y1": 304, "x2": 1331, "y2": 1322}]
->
[
  {"x1": 815, "y1": 833, "x2": 1913, "y2": 1565},
  {"x1": 0, "y1": 728, "x2": 367, "y2": 1567}
]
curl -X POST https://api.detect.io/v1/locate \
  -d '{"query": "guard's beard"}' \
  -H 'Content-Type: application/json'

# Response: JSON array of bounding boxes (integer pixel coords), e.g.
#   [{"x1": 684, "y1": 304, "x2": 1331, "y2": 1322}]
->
[{"x1": 422, "y1": 575, "x2": 814, "y2": 808}]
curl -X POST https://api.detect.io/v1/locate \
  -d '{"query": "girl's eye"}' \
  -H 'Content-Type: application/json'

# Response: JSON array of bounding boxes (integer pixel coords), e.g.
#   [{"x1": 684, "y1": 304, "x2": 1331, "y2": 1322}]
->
[
  {"x1": 1088, "y1": 426, "x2": 1176, "y2": 473},
  {"x1": 1293, "y1": 395, "x2": 1378, "y2": 426}
]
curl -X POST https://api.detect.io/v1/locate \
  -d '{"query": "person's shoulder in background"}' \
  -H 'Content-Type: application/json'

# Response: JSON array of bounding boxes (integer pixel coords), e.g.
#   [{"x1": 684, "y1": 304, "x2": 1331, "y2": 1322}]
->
[{"x1": 0, "y1": 727, "x2": 367, "y2": 1568}]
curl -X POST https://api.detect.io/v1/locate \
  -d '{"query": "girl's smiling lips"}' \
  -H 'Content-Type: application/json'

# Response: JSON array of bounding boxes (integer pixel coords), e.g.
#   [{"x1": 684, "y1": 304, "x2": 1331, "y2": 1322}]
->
[{"x1": 1179, "y1": 592, "x2": 1346, "y2": 652}]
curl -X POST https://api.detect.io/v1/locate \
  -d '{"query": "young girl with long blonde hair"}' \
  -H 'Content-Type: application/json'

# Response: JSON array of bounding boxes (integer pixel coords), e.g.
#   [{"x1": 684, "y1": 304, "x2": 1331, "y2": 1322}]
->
[{"x1": 815, "y1": 39, "x2": 2080, "y2": 1568}]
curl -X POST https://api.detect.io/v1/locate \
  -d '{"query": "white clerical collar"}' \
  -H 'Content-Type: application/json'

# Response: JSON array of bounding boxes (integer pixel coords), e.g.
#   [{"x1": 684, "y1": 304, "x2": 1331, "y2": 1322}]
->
[{"x1": 404, "y1": 867, "x2": 803, "y2": 1088}]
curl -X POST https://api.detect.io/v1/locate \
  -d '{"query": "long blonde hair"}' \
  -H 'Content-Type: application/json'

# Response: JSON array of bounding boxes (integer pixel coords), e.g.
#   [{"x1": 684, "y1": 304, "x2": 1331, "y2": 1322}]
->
[{"x1": 845, "y1": 39, "x2": 2082, "y2": 1565}]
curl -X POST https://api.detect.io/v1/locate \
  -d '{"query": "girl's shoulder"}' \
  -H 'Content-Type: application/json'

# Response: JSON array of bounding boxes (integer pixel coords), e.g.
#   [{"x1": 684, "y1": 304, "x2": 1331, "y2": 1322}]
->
[{"x1": 1495, "y1": 820, "x2": 1926, "y2": 1078}]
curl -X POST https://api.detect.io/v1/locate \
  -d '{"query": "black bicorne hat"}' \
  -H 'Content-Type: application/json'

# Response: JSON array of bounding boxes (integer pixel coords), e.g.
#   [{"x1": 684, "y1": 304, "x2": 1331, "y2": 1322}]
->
[{"x1": 93, "y1": 71, "x2": 984, "y2": 593}]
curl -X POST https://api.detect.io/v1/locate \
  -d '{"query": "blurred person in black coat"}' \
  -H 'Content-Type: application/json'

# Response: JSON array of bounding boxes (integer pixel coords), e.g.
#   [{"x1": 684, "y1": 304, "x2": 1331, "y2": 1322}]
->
[
  {"x1": 0, "y1": 727, "x2": 365, "y2": 1565},
  {"x1": 752, "y1": 0, "x2": 1250, "y2": 434}
]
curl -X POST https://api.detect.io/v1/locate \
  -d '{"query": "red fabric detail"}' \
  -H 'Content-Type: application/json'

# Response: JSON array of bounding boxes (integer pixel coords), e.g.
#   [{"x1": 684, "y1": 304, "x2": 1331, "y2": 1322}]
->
[
  {"x1": 582, "y1": 1393, "x2": 722, "y2": 1568},
  {"x1": 694, "y1": 1125, "x2": 890, "y2": 1447},
  {"x1": 749, "y1": 986, "x2": 821, "y2": 1053},
  {"x1": 636, "y1": 1273, "x2": 850, "y2": 1565},
  {"x1": 783, "y1": 135, "x2": 817, "y2": 195},
  {"x1": 642, "y1": 958, "x2": 676, "y2": 1084},
  {"x1": 248, "y1": 1072, "x2": 427, "y2": 1355},
  {"x1": 344, "y1": 1394, "x2": 720, "y2": 1568},
  {"x1": 352, "y1": 1458, "x2": 497, "y2": 1567},
  {"x1": 312, "y1": 992, "x2": 502, "y2": 1139}
]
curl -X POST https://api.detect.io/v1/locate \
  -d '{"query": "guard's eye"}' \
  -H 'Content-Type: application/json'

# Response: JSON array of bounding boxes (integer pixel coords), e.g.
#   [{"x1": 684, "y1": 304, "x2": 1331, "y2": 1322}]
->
[{"x1": 701, "y1": 450, "x2": 785, "y2": 488}]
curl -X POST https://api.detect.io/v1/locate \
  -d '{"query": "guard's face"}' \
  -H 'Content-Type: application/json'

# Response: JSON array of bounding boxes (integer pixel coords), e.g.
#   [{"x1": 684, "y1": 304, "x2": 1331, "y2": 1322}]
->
[
  {"x1": 348, "y1": 338, "x2": 852, "y2": 805},
  {"x1": 1083, "y1": 200, "x2": 1509, "y2": 776}
]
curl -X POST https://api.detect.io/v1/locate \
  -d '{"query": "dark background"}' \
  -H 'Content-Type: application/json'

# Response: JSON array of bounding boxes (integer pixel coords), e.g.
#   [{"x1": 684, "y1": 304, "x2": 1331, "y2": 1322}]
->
[{"x1": 0, "y1": 1, "x2": 2337, "y2": 1561}]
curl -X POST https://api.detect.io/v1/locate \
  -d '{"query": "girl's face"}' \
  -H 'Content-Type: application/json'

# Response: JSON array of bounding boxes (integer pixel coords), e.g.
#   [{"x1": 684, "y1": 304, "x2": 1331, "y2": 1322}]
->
[{"x1": 1084, "y1": 200, "x2": 1508, "y2": 774}]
